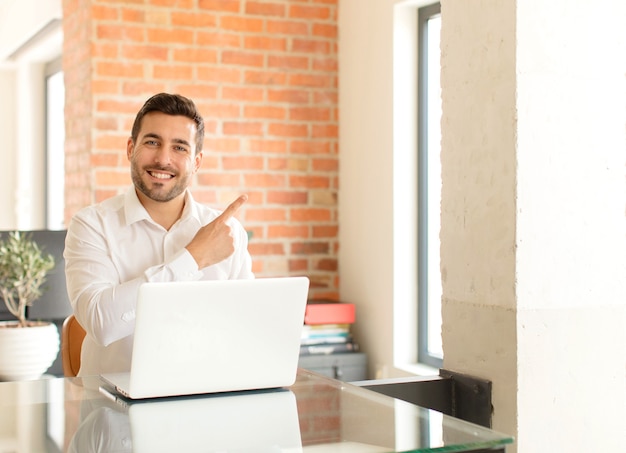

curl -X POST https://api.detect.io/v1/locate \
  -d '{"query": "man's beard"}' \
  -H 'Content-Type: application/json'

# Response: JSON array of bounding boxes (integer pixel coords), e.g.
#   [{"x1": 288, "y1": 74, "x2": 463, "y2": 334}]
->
[{"x1": 131, "y1": 161, "x2": 189, "y2": 203}]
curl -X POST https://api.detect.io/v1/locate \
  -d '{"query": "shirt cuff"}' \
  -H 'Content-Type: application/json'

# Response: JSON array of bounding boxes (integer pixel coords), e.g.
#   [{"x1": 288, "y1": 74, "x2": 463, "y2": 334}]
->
[{"x1": 169, "y1": 249, "x2": 203, "y2": 281}]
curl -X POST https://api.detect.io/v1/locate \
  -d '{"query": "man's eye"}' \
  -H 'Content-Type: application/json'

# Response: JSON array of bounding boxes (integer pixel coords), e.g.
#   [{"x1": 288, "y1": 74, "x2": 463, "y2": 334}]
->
[
  {"x1": 145, "y1": 140, "x2": 159, "y2": 146},
  {"x1": 174, "y1": 146, "x2": 189, "y2": 152}
]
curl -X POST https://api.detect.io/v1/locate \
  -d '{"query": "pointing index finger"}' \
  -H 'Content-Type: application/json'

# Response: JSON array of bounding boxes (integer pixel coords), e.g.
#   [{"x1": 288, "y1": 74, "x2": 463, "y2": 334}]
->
[{"x1": 218, "y1": 194, "x2": 248, "y2": 222}]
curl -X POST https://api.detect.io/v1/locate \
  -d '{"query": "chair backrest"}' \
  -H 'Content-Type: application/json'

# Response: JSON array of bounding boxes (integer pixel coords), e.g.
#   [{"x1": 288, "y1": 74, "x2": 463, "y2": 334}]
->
[{"x1": 61, "y1": 314, "x2": 86, "y2": 377}]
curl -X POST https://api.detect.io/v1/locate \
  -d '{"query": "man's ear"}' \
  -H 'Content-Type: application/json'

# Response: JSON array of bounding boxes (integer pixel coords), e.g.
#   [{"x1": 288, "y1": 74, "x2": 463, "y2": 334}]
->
[
  {"x1": 126, "y1": 138, "x2": 134, "y2": 161},
  {"x1": 194, "y1": 151, "x2": 203, "y2": 173}
]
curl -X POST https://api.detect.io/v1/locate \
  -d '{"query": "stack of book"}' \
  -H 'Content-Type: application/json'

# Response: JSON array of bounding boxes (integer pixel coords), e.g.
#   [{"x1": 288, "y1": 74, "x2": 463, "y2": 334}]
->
[{"x1": 300, "y1": 300, "x2": 359, "y2": 356}]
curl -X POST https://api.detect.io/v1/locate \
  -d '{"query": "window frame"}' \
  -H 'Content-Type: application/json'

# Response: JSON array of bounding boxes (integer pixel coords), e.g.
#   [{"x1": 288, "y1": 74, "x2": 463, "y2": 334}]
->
[{"x1": 417, "y1": 2, "x2": 443, "y2": 369}]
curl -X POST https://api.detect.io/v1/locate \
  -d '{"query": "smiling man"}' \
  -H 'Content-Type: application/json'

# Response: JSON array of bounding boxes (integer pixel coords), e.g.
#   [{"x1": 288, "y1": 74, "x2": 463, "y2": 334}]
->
[{"x1": 64, "y1": 93, "x2": 254, "y2": 377}]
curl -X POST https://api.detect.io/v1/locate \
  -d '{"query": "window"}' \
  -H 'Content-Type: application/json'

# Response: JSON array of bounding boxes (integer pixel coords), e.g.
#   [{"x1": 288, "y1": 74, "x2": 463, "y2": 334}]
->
[
  {"x1": 417, "y1": 3, "x2": 442, "y2": 368},
  {"x1": 45, "y1": 57, "x2": 65, "y2": 230}
]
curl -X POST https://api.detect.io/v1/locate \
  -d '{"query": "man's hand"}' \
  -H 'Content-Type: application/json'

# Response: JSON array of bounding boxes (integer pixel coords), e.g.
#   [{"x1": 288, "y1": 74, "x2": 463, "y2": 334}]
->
[{"x1": 186, "y1": 195, "x2": 248, "y2": 269}]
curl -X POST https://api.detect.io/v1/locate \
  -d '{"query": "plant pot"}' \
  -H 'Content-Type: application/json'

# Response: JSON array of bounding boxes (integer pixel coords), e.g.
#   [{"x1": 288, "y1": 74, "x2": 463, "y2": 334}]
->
[{"x1": 0, "y1": 321, "x2": 60, "y2": 381}]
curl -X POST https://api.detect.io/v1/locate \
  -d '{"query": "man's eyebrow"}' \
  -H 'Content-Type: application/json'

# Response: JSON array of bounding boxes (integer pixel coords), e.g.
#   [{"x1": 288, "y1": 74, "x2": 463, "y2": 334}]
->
[
  {"x1": 141, "y1": 132, "x2": 162, "y2": 141},
  {"x1": 172, "y1": 138, "x2": 192, "y2": 148},
  {"x1": 140, "y1": 133, "x2": 191, "y2": 148}
]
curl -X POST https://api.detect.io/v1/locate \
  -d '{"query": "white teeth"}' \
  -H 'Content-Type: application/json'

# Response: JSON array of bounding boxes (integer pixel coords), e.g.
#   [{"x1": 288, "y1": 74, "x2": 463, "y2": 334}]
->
[{"x1": 149, "y1": 171, "x2": 172, "y2": 180}]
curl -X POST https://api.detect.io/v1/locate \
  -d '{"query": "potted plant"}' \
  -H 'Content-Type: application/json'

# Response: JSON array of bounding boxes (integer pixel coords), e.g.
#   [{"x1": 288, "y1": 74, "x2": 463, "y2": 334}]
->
[{"x1": 0, "y1": 231, "x2": 60, "y2": 381}]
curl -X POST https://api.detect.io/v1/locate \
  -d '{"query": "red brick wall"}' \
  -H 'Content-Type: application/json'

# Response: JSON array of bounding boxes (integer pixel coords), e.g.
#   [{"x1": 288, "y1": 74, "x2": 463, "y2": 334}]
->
[{"x1": 62, "y1": 0, "x2": 339, "y2": 299}]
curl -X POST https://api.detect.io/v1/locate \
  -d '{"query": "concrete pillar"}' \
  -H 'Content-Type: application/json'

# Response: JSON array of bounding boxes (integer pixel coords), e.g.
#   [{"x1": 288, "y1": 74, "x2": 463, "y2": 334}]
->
[{"x1": 440, "y1": 0, "x2": 626, "y2": 451}]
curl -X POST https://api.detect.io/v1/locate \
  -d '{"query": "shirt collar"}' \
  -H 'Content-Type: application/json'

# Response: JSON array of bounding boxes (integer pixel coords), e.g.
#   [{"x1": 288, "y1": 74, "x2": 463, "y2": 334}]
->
[{"x1": 123, "y1": 187, "x2": 202, "y2": 227}]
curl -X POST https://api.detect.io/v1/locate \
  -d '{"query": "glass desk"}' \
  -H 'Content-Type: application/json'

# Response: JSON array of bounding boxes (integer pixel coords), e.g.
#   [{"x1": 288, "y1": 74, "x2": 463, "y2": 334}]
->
[{"x1": 0, "y1": 369, "x2": 513, "y2": 452}]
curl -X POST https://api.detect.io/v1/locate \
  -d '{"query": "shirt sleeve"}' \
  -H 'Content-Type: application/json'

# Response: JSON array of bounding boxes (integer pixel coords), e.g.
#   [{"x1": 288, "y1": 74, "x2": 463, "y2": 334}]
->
[{"x1": 64, "y1": 214, "x2": 202, "y2": 347}]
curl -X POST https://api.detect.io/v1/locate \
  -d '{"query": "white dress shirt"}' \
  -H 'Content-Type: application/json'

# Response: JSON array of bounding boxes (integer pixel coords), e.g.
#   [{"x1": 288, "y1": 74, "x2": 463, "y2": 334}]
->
[{"x1": 64, "y1": 187, "x2": 254, "y2": 376}]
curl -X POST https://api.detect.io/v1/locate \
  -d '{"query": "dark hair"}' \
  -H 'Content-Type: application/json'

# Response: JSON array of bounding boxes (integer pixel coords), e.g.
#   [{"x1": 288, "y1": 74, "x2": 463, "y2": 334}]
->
[{"x1": 130, "y1": 93, "x2": 205, "y2": 154}]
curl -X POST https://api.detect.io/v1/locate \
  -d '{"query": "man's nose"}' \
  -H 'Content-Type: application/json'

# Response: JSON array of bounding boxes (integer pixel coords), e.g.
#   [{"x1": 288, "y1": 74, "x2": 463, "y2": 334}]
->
[{"x1": 153, "y1": 146, "x2": 172, "y2": 164}]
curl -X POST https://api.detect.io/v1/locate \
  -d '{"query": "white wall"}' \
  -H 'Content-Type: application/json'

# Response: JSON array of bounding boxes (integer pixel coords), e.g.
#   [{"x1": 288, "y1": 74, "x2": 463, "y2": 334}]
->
[
  {"x1": 0, "y1": 68, "x2": 17, "y2": 229},
  {"x1": 0, "y1": 0, "x2": 62, "y2": 230},
  {"x1": 339, "y1": 0, "x2": 433, "y2": 380},
  {"x1": 340, "y1": 0, "x2": 626, "y2": 451}
]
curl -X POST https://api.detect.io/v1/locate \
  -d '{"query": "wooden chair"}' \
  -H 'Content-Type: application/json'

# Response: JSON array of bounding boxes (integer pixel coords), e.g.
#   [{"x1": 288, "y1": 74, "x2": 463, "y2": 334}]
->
[{"x1": 61, "y1": 314, "x2": 86, "y2": 377}]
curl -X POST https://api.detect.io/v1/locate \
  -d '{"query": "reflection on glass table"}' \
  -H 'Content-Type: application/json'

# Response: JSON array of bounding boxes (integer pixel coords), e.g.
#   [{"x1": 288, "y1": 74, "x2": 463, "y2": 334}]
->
[{"x1": 0, "y1": 369, "x2": 513, "y2": 452}]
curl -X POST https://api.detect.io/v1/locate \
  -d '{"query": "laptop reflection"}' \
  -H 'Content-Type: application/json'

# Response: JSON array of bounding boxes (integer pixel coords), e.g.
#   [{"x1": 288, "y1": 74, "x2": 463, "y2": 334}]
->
[{"x1": 69, "y1": 389, "x2": 302, "y2": 453}]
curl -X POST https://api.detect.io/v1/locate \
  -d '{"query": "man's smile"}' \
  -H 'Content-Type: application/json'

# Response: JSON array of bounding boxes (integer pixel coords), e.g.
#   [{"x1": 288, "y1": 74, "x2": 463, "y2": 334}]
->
[{"x1": 147, "y1": 169, "x2": 175, "y2": 180}]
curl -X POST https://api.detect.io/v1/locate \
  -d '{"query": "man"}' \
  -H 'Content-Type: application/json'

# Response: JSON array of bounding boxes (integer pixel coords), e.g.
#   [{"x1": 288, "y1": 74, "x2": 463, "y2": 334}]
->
[{"x1": 64, "y1": 93, "x2": 253, "y2": 377}]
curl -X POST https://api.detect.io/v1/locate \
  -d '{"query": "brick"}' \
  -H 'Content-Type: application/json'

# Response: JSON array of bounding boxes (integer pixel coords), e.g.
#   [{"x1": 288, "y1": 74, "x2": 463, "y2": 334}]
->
[
  {"x1": 246, "y1": 1, "x2": 286, "y2": 17},
  {"x1": 268, "y1": 89, "x2": 310, "y2": 104},
  {"x1": 289, "y1": 259, "x2": 308, "y2": 272},
  {"x1": 196, "y1": 172, "x2": 241, "y2": 186},
  {"x1": 153, "y1": 64, "x2": 194, "y2": 80},
  {"x1": 198, "y1": 0, "x2": 240, "y2": 13},
  {"x1": 290, "y1": 140, "x2": 332, "y2": 154},
  {"x1": 289, "y1": 175, "x2": 330, "y2": 189},
  {"x1": 95, "y1": 170, "x2": 131, "y2": 186},
  {"x1": 312, "y1": 124, "x2": 338, "y2": 138},
  {"x1": 312, "y1": 158, "x2": 338, "y2": 171},
  {"x1": 312, "y1": 57, "x2": 338, "y2": 72},
  {"x1": 90, "y1": 152, "x2": 120, "y2": 167},
  {"x1": 246, "y1": 208, "x2": 288, "y2": 222},
  {"x1": 248, "y1": 242, "x2": 285, "y2": 255},
  {"x1": 267, "y1": 157, "x2": 309, "y2": 171},
  {"x1": 311, "y1": 190, "x2": 337, "y2": 206},
  {"x1": 267, "y1": 55, "x2": 309, "y2": 70},
  {"x1": 197, "y1": 31, "x2": 241, "y2": 48},
  {"x1": 92, "y1": 4, "x2": 119, "y2": 21},
  {"x1": 289, "y1": 107, "x2": 331, "y2": 122},
  {"x1": 267, "y1": 191, "x2": 308, "y2": 204},
  {"x1": 96, "y1": 24, "x2": 145, "y2": 42},
  {"x1": 244, "y1": 105, "x2": 286, "y2": 120},
  {"x1": 146, "y1": 28, "x2": 194, "y2": 44},
  {"x1": 266, "y1": 19, "x2": 309, "y2": 36},
  {"x1": 222, "y1": 156, "x2": 264, "y2": 170},
  {"x1": 172, "y1": 11, "x2": 217, "y2": 28},
  {"x1": 244, "y1": 173, "x2": 287, "y2": 188},
  {"x1": 173, "y1": 48, "x2": 218, "y2": 64},
  {"x1": 244, "y1": 70, "x2": 287, "y2": 85},
  {"x1": 92, "y1": 79, "x2": 120, "y2": 95},
  {"x1": 222, "y1": 50, "x2": 265, "y2": 68},
  {"x1": 223, "y1": 121, "x2": 264, "y2": 136},
  {"x1": 267, "y1": 123, "x2": 308, "y2": 138},
  {"x1": 315, "y1": 258, "x2": 337, "y2": 271},
  {"x1": 94, "y1": 116, "x2": 119, "y2": 131},
  {"x1": 291, "y1": 242, "x2": 329, "y2": 255},
  {"x1": 95, "y1": 134, "x2": 127, "y2": 150},
  {"x1": 292, "y1": 38, "x2": 330, "y2": 54},
  {"x1": 220, "y1": 16, "x2": 264, "y2": 33},
  {"x1": 288, "y1": 73, "x2": 333, "y2": 88},
  {"x1": 291, "y1": 208, "x2": 332, "y2": 222},
  {"x1": 121, "y1": 8, "x2": 146, "y2": 23},
  {"x1": 289, "y1": 5, "x2": 331, "y2": 20},
  {"x1": 152, "y1": 0, "x2": 194, "y2": 7},
  {"x1": 248, "y1": 139, "x2": 287, "y2": 153},
  {"x1": 96, "y1": 61, "x2": 145, "y2": 79},
  {"x1": 222, "y1": 86, "x2": 264, "y2": 102},
  {"x1": 201, "y1": 103, "x2": 240, "y2": 117},
  {"x1": 244, "y1": 36, "x2": 287, "y2": 51},
  {"x1": 204, "y1": 137, "x2": 242, "y2": 153},
  {"x1": 268, "y1": 225, "x2": 309, "y2": 238},
  {"x1": 313, "y1": 225, "x2": 338, "y2": 238},
  {"x1": 174, "y1": 84, "x2": 219, "y2": 99},
  {"x1": 122, "y1": 81, "x2": 168, "y2": 96},
  {"x1": 121, "y1": 44, "x2": 169, "y2": 61},
  {"x1": 196, "y1": 66, "x2": 242, "y2": 83},
  {"x1": 312, "y1": 23, "x2": 337, "y2": 39}
]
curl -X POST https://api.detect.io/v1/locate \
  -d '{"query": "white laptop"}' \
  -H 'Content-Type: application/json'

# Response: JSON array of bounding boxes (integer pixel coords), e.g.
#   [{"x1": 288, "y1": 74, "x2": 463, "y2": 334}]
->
[{"x1": 100, "y1": 276, "x2": 310, "y2": 399}]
